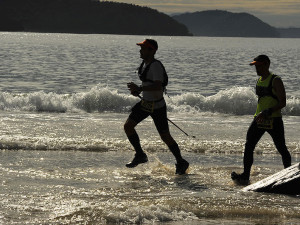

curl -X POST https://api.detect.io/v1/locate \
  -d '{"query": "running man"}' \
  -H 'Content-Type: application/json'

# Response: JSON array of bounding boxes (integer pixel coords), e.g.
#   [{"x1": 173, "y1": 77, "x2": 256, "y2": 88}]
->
[
  {"x1": 232, "y1": 55, "x2": 292, "y2": 184},
  {"x1": 124, "y1": 39, "x2": 189, "y2": 175}
]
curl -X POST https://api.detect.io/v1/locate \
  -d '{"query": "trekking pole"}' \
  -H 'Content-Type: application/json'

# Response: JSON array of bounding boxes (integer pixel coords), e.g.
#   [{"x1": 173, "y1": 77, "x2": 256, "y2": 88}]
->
[
  {"x1": 166, "y1": 117, "x2": 196, "y2": 138},
  {"x1": 137, "y1": 95, "x2": 196, "y2": 138}
]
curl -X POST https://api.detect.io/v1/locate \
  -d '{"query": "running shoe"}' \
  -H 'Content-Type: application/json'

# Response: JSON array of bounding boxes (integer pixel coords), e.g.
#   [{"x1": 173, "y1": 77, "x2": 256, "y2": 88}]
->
[
  {"x1": 175, "y1": 159, "x2": 189, "y2": 175},
  {"x1": 126, "y1": 153, "x2": 148, "y2": 168},
  {"x1": 231, "y1": 171, "x2": 250, "y2": 185}
]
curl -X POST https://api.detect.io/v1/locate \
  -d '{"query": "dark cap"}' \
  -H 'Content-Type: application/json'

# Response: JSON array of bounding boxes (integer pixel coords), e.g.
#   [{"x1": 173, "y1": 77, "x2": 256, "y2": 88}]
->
[
  {"x1": 136, "y1": 39, "x2": 158, "y2": 51},
  {"x1": 250, "y1": 55, "x2": 270, "y2": 66}
]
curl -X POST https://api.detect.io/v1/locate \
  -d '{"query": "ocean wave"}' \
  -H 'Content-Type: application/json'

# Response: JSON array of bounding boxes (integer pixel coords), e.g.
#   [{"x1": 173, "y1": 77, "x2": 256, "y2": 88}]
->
[
  {"x1": 1, "y1": 136, "x2": 299, "y2": 155},
  {"x1": 0, "y1": 86, "x2": 137, "y2": 113},
  {"x1": 0, "y1": 85, "x2": 300, "y2": 116},
  {"x1": 167, "y1": 86, "x2": 257, "y2": 115}
]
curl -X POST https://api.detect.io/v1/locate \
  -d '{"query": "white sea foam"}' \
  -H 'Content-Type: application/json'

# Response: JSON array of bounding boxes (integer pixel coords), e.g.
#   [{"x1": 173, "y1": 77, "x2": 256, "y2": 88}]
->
[
  {"x1": 1, "y1": 85, "x2": 299, "y2": 116},
  {"x1": 1, "y1": 133, "x2": 299, "y2": 155}
]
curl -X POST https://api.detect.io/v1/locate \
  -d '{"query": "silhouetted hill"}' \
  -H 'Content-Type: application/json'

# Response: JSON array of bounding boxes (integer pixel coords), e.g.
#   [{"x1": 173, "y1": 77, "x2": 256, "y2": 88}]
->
[
  {"x1": 173, "y1": 10, "x2": 280, "y2": 37},
  {"x1": 0, "y1": 0, "x2": 191, "y2": 36}
]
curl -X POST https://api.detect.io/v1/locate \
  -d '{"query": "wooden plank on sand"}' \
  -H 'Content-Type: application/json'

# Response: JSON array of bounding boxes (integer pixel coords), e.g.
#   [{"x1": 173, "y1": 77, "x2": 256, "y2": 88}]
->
[{"x1": 243, "y1": 163, "x2": 300, "y2": 195}]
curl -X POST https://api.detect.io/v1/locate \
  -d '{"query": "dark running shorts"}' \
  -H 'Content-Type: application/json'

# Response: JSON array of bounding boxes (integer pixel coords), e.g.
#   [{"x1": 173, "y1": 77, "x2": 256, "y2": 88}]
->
[{"x1": 129, "y1": 101, "x2": 169, "y2": 134}]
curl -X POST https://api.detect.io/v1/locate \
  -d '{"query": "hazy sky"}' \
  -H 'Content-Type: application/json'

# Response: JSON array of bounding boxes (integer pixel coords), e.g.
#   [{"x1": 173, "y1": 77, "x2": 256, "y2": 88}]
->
[{"x1": 110, "y1": 0, "x2": 300, "y2": 27}]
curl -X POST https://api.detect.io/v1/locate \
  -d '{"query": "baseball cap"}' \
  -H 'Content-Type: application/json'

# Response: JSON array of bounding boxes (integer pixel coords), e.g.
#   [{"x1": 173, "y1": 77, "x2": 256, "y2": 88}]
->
[
  {"x1": 250, "y1": 55, "x2": 270, "y2": 66},
  {"x1": 136, "y1": 39, "x2": 158, "y2": 51}
]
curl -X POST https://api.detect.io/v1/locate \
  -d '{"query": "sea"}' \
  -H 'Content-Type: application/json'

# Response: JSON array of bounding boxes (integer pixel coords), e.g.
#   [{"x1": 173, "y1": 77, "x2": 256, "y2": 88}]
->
[{"x1": 0, "y1": 32, "x2": 299, "y2": 225}]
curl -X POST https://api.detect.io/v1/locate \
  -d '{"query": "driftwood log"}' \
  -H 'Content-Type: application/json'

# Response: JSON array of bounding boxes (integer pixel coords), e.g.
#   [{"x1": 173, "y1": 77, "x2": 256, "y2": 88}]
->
[{"x1": 243, "y1": 163, "x2": 300, "y2": 195}]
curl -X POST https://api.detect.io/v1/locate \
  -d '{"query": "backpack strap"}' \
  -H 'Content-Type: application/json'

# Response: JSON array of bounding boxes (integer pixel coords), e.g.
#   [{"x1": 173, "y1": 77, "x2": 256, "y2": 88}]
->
[
  {"x1": 138, "y1": 59, "x2": 168, "y2": 91},
  {"x1": 138, "y1": 60, "x2": 155, "y2": 83}
]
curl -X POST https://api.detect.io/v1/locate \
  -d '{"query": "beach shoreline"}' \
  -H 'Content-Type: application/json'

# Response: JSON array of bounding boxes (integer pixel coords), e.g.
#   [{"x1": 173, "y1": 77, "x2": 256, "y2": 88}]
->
[{"x1": 1, "y1": 150, "x2": 299, "y2": 224}]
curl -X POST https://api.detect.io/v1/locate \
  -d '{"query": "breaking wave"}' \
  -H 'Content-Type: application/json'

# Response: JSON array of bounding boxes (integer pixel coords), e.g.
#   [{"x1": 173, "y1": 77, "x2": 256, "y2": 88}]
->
[{"x1": 0, "y1": 85, "x2": 299, "y2": 116}]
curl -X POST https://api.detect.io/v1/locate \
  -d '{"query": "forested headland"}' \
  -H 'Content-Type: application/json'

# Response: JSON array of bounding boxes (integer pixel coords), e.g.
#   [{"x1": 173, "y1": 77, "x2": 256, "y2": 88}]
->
[{"x1": 0, "y1": 0, "x2": 191, "y2": 36}]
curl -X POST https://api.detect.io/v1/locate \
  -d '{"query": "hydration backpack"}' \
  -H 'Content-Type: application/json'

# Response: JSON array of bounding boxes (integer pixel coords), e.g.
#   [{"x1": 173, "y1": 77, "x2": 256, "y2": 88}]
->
[
  {"x1": 138, "y1": 59, "x2": 168, "y2": 91},
  {"x1": 256, "y1": 74, "x2": 279, "y2": 102}
]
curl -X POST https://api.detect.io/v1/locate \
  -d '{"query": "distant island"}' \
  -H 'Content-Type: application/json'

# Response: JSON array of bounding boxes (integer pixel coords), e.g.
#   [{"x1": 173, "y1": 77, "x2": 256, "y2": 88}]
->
[
  {"x1": 277, "y1": 28, "x2": 300, "y2": 38},
  {"x1": 172, "y1": 10, "x2": 278, "y2": 37},
  {"x1": 173, "y1": 10, "x2": 300, "y2": 38},
  {"x1": 0, "y1": 0, "x2": 191, "y2": 36}
]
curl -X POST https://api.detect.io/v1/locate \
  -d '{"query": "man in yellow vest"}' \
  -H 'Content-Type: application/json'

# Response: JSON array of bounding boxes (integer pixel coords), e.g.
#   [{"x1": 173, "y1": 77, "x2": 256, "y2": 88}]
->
[{"x1": 231, "y1": 55, "x2": 291, "y2": 184}]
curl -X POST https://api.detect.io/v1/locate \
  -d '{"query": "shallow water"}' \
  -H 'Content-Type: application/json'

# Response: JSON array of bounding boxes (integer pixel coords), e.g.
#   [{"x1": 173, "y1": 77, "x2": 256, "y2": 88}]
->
[
  {"x1": 0, "y1": 32, "x2": 300, "y2": 224},
  {"x1": 1, "y1": 150, "x2": 300, "y2": 224}
]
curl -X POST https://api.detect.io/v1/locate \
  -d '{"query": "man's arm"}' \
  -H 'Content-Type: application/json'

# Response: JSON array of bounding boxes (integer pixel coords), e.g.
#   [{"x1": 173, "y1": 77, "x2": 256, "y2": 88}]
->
[
  {"x1": 127, "y1": 81, "x2": 162, "y2": 96},
  {"x1": 140, "y1": 81, "x2": 162, "y2": 92},
  {"x1": 272, "y1": 77, "x2": 286, "y2": 111}
]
